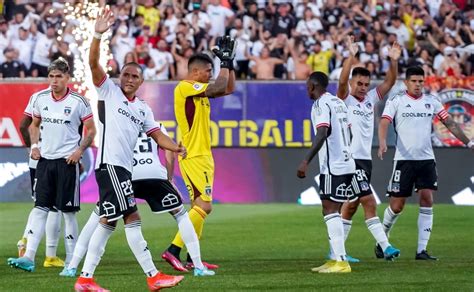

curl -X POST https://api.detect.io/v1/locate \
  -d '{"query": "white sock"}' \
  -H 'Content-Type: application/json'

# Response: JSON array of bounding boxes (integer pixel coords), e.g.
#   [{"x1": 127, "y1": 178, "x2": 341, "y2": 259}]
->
[
  {"x1": 173, "y1": 207, "x2": 204, "y2": 270},
  {"x1": 124, "y1": 220, "x2": 158, "y2": 277},
  {"x1": 63, "y1": 212, "x2": 79, "y2": 266},
  {"x1": 342, "y1": 219, "x2": 352, "y2": 242},
  {"x1": 366, "y1": 216, "x2": 390, "y2": 250},
  {"x1": 24, "y1": 207, "x2": 48, "y2": 261},
  {"x1": 417, "y1": 207, "x2": 433, "y2": 253},
  {"x1": 22, "y1": 208, "x2": 35, "y2": 238},
  {"x1": 80, "y1": 223, "x2": 115, "y2": 278},
  {"x1": 324, "y1": 213, "x2": 346, "y2": 262},
  {"x1": 68, "y1": 207, "x2": 99, "y2": 270},
  {"x1": 45, "y1": 210, "x2": 62, "y2": 257},
  {"x1": 383, "y1": 207, "x2": 400, "y2": 237}
]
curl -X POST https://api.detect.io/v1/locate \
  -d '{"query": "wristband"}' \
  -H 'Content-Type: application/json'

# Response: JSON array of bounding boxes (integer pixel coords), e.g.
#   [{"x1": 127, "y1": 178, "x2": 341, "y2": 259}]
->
[
  {"x1": 468, "y1": 140, "x2": 474, "y2": 148},
  {"x1": 93, "y1": 32, "x2": 103, "y2": 40},
  {"x1": 31, "y1": 143, "x2": 39, "y2": 149}
]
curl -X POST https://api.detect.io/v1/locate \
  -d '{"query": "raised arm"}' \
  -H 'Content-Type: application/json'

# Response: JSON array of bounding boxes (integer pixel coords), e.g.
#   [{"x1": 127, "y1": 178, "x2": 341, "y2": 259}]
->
[
  {"x1": 207, "y1": 36, "x2": 235, "y2": 97},
  {"x1": 90, "y1": 7, "x2": 115, "y2": 86},
  {"x1": 297, "y1": 127, "x2": 328, "y2": 178},
  {"x1": 337, "y1": 36, "x2": 359, "y2": 99},
  {"x1": 377, "y1": 42, "x2": 401, "y2": 97}
]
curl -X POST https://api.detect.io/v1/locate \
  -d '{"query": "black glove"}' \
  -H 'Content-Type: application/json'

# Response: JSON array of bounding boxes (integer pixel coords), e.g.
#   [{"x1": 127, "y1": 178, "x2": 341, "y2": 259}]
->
[{"x1": 212, "y1": 36, "x2": 236, "y2": 69}]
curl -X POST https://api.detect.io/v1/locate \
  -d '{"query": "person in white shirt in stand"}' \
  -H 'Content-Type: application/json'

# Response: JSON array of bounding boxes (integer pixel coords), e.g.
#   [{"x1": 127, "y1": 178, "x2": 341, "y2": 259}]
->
[
  {"x1": 207, "y1": 0, "x2": 234, "y2": 38},
  {"x1": 111, "y1": 24, "x2": 136, "y2": 69},
  {"x1": 11, "y1": 25, "x2": 35, "y2": 72},
  {"x1": 378, "y1": 66, "x2": 474, "y2": 261},
  {"x1": 31, "y1": 25, "x2": 56, "y2": 77},
  {"x1": 149, "y1": 39, "x2": 175, "y2": 80}
]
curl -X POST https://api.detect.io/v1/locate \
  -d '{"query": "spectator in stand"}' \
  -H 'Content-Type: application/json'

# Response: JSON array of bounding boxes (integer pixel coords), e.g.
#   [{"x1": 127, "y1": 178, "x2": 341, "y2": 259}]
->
[
  {"x1": 0, "y1": 18, "x2": 12, "y2": 65},
  {"x1": 306, "y1": 41, "x2": 333, "y2": 75},
  {"x1": 360, "y1": 41, "x2": 379, "y2": 65},
  {"x1": 50, "y1": 39, "x2": 74, "y2": 74},
  {"x1": 162, "y1": 5, "x2": 180, "y2": 34},
  {"x1": 112, "y1": 24, "x2": 136, "y2": 69},
  {"x1": 185, "y1": 1, "x2": 211, "y2": 48},
  {"x1": 322, "y1": 0, "x2": 343, "y2": 28},
  {"x1": 136, "y1": 0, "x2": 160, "y2": 35},
  {"x1": 295, "y1": 7, "x2": 323, "y2": 40},
  {"x1": 30, "y1": 24, "x2": 56, "y2": 77},
  {"x1": 0, "y1": 47, "x2": 26, "y2": 78},
  {"x1": 171, "y1": 38, "x2": 194, "y2": 80},
  {"x1": 437, "y1": 47, "x2": 463, "y2": 77},
  {"x1": 149, "y1": 39, "x2": 175, "y2": 80},
  {"x1": 385, "y1": 15, "x2": 410, "y2": 48},
  {"x1": 8, "y1": 11, "x2": 26, "y2": 40},
  {"x1": 124, "y1": 51, "x2": 138, "y2": 65},
  {"x1": 230, "y1": 17, "x2": 252, "y2": 79},
  {"x1": 255, "y1": 8, "x2": 272, "y2": 33},
  {"x1": 11, "y1": 25, "x2": 34, "y2": 72},
  {"x1": 129, "y1": 14, "x2": 145, "y2": 38},
  {"x1": 207, "y1": 0, "x2": 234, "y2": 38},
  {"x1": 245, "y1": 46, "x2": 284, "y2": 80},
  {"x1": 270, "y1": 3, "x2": 296, "y2": 37},
  {"x1": 287, "y1": 38, "x2": 311, "y2": 80}
]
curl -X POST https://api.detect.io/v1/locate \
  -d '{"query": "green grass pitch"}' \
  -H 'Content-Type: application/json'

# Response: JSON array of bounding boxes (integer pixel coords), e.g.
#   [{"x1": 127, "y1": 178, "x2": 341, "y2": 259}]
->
[{"x1": 1, "y1": 203, "x2": 473, "y2": 291}]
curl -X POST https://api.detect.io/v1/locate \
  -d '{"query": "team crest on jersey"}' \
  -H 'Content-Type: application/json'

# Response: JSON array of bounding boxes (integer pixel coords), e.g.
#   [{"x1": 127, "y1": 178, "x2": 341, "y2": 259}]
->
[
  {"x1": 193, "y1": 83, "x2": 203, "y2": 90},
  {"x1": 205, "y1": 185, "x2": 212, "y2": 196},
  {"x1": 425, "y1": 104, "x2": 431, "y2": 109},
  {"x1": 366, "y1": 102, "x2": 372, "y2": 109},
  {"x1": 391, "y1": 183, "x2": 400, "y2": 192},
  {"x1": 139, "y1": 109, "x2": 145, "y2": 116},
  {"x1": 64, "y1": 106, "x2": 72, "y2": 116},
  {"x1": 127, "y1": 196, "x2": 136, "y2": 207},
  {"x1": 360, "y1": 181, "x2": 370, "y2": 191}
]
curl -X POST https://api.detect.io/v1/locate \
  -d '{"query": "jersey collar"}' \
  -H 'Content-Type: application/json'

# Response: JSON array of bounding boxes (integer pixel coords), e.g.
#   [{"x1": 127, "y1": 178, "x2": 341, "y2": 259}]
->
[
  {"x1": 406, "y1": 90, "x2": 423, "y2": 100},
  {"x1": 51, "y1": 87, "x2": 70, "y2": 102}
]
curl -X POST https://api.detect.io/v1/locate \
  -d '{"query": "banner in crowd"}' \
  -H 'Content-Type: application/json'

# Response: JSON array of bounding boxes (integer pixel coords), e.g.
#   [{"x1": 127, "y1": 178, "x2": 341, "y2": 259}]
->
[
  {"x1": 1, "y1": 147, "x2": 472, "y2": 205},
  {"x1": 1, "y1": 78, "x2": 472, "y2": 147}
]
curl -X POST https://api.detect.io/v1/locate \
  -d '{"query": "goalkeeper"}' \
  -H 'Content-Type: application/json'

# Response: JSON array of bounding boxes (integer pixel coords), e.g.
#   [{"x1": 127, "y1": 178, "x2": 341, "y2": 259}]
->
[{"x1": 162, "y1": 36, "x2": 237, "y2": 271}]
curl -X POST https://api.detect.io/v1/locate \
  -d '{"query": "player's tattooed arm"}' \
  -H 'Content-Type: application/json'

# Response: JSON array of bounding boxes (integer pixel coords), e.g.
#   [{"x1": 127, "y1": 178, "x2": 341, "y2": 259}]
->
[
  {"x1": 67, "y1": 118, "x2": 96, "y2": 164},
  {"x1": 441, "y1": 116, "x2": 471, "y2": 146},
  {"x1": 206, "y1": 70, "x2": 230, "y2": 98},
  {"x1": 19, "y1": 115, "x2": 33, "y2": 147},
  {"x1": 297, "y1": 127, "x2": 328, "y2": 178}
]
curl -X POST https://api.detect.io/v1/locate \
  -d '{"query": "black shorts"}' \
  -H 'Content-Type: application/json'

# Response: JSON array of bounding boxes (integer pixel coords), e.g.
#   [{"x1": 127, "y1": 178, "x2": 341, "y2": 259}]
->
[
  {"x1": 348, "y1": 159, "x2": 373, "y2": 200},
  {"x1": 319, "y1": 173, "x2": 357, "y2": 203},
  {"x1": 387, "y1": 160, "x2": 438, "y2": 197},
  {"x1": 132, "y1": 179, "x2": 183, "y2": 214},
  {"x1": 30, "y1": 168, "x2": 36, "y2": 199},
  {"x1": 34, "y1": 158, "x2": 80, "y2": 212},
  {"x1": 95, "y1": 164, "x2": 138, "y2": 222}
]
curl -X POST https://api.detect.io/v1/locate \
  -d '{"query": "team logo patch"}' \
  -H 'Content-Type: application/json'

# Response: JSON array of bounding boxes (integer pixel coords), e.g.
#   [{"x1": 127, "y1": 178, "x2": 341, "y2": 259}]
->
[
  {"x1": 205, "y1": 185, "x2": 212, "y2": 196},
  {"x1": 102, "y1": 201, "x2": 116, "y2": 217},
  {"x1": 360, "y1": 181, "x2": 370, "y2": 191},
  {"x1": 193, "y1": 83, "x2": 202, "y2": 90},
  {"x1": 425, "y1": 104, "x2": 431, "y2": 109},
  {"x1": 162, "y1": 193, "x2": 179, "y2": 207},
  {"x1": 139, "y1": 109, "x2": 145, "y2": 116},
  {"x1": 64, "y1": 106, "x2": 72, "y2": 116},
  {"x1": 391, "y1": 183, "x2": 400, "y2": 192},
  {"x1": 127, "y1": 196, "x2": 136, "y2": 207},
  {"x1": 366, "y1": 102, "x2": 372, "y2": 109}
]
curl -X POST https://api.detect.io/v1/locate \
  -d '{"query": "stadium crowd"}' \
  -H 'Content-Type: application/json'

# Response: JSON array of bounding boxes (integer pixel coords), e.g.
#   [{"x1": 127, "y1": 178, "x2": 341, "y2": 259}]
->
[{"x1": 0, "y1": 0, "x2": 473, "y2": 80}]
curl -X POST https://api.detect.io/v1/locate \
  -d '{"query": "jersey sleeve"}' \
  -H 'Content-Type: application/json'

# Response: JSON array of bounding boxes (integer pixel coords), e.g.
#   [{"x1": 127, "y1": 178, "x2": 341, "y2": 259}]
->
[
  {"x1": 143, "y1": 104, "x2": 161, "y2": 136},
  {"x1": 32, "y1": 96, "x2": 42, "y2": 118},
  {"x1": 94, "y1": 75, "x2": 116, "y2": 101},
  {"x1": 381, "y1": 95, "x2": 399, "y2": 123},
  {"x1": 433, "y1": 98, "x2": 448, "y2": 121},
  {"x1": 368, "y1": 86, "x2": 383, "y2": 103},
  {"x1": 312, "y1": 100, "x2": 331, "y2": 129},
  {"x1": 177, "y1": 81, "x2": 209, "y2": 99},
  {"x1": 79, "y1": 99, "x2": 93, "y2": 122},
  {"x1": 24, "y1": 93, "x2": 37, "y2": 117}
]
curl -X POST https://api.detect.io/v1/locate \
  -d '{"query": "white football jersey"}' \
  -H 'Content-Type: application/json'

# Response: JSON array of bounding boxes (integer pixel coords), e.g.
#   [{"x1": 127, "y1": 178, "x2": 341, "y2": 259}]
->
[
  {"x1": 311, "y1": 92, "x2": 355, "y2": 175},
  {"x1": 33, "y1": 88, "x2": 92, "y2": 159},
  {"x1": 24, "y1": 88, "x2": 50, "y2": 168},
  {"x1": 382, "y1": 92, "x2": 448, "y2": 160},
  {"x1": 95, "y1": 77, "x2": 160, "y2": 173},
  {"x1": 343, "y1": 87, "x2": 382, "y2": 160},
  {"x1": 132, "y1": 124, "x2": 169, "y2": 181}
]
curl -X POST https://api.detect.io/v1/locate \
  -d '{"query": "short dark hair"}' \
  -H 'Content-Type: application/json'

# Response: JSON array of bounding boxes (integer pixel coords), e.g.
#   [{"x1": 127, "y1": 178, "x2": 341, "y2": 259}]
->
[
  {"x1": 122, "y1": 62, "x2": 143, "y2": 75},
  {"x1": 48, "y1": 57, "x2": 69, "y2": 74},
  {"x1": 352, "y1": 67, "x2": 371, "y2": 78},
  {"x1": 188, "y1": 53, "x2": 213, "y2": 70},
  {"x1": 405, "y1": 66, "x2": 425, "y2": 79},
  {"x1": 308, "y1": 71, "x2": 328, "y2": 89}
]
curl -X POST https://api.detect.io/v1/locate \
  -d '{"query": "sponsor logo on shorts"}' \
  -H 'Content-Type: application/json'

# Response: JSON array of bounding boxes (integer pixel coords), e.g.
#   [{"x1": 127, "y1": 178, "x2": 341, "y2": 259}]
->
[
  {"x1": 360, "y1": 181, "x2": 370, "y2": 191},
  {"x1": 127, "y1": 196, "x2": 136, "y2": 207},
  {"x1": 391, "y1": 183, "x2": 400, "y2": 192}
]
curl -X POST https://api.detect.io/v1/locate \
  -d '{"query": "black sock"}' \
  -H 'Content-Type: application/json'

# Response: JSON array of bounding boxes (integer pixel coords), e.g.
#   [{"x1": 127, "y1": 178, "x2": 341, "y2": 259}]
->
[
  {"x1": 186, "y1": 253, "x2": 192, "y2": 263},
  {"x1": 168, "y1": 244, "x2": 182, "y2": 258}
]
